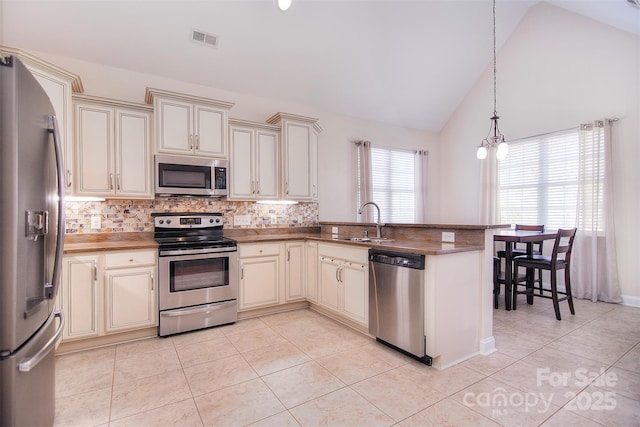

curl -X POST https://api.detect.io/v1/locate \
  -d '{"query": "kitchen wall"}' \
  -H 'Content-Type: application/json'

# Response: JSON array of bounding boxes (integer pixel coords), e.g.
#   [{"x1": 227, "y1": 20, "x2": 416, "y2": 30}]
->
[
  {"x1": 65, "y1": 199, "x2": 318, "y2": 234},
  {"x1": 30, "y1": 51, "x2": 440, "y2": 225},
  {"x1": 438, "y1": 3, "x2": 640, "y2": 302}
]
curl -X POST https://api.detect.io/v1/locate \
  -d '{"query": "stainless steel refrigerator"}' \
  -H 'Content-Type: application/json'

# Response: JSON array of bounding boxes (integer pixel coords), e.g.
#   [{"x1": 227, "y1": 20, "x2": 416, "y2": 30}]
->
[{"x1": 0, "y1": 55, "x2": 65, "y2": 426}]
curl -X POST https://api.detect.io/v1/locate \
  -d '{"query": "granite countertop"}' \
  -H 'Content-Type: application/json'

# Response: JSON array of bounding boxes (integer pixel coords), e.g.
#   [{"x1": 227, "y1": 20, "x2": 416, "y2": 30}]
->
[{"x1": 64, "y1": 231, "x2": 484, "y2": 255}]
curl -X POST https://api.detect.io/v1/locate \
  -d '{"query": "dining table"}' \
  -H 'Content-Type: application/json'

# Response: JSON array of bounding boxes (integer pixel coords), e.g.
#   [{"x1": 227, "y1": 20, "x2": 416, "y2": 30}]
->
[{"x1": 493, "y1": 228, "x2": 559, "y2": 310}]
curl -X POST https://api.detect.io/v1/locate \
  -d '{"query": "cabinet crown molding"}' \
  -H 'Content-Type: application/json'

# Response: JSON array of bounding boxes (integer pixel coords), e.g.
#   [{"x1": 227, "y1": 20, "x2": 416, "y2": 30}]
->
[
  {"x1": 145, "y1": 87, "x2": 234, "y2": 110},
  {"x1": 73, "y1": 94, "x2": 152, "y2": 111},
  {"x1": 266, "y1": 112, "x2": 319, "y2": 126},
  {"x1": 228, "y1": 118, "x2": 281, "y2": 131},
  {"x1": 0, "y1": 44, "x2": 84, "y2": 93}
]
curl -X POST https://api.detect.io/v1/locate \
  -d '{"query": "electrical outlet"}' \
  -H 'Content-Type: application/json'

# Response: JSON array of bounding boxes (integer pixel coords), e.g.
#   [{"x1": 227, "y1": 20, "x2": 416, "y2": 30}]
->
[
  {"x1": 233, "y1": 215, "x2": 251, "y2": 226},
  {"x1": 270, "y1": 215, "x2": 277, "y2": 225},
  {"x1": 442, "y1": 231, "x2": 455, "y2": 243},
  {"x1": 90, "y1": 215, "x2": 101, "y2": 229},
  {"x1": 298, "y1": 215, "x2": 303, "y2": 224},
  {"x1": 332, "y1": 226, "x2": 339, "y2": 234}
]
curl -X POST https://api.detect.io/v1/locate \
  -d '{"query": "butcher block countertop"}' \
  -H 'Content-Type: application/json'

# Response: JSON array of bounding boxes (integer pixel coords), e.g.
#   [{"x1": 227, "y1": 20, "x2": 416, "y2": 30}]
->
[{"x1": 63, "y1": 223, "x2": 506, "y2": 255}]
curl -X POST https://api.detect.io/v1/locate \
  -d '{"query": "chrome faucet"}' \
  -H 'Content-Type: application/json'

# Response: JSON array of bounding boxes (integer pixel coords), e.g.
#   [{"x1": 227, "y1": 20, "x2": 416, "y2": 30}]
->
[{"x1": 358, "y1": 202, "x2": 384, "y2": 238}]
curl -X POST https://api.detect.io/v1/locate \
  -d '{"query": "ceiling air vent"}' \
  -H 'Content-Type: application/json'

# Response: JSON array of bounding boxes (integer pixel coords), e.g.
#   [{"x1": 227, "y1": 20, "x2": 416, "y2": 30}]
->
[
  {"x1": 191, "y1": 29, "x2": 218, "y2": 48},
  {"x1": 628, "y1": 0, "x2": 640, "y2": 9}
]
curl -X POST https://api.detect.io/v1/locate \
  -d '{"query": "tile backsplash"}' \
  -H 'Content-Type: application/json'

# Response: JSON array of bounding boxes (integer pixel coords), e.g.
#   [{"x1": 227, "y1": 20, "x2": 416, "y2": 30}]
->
[{"x1": 65, "y1": 198, "x2": 319, "y2": 234}]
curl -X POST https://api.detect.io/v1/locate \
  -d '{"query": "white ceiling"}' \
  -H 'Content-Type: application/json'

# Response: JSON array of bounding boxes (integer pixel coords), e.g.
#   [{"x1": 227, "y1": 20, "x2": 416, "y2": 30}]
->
[{"x1": 1, "y1": 0, "x2": 638, "y2": 132}]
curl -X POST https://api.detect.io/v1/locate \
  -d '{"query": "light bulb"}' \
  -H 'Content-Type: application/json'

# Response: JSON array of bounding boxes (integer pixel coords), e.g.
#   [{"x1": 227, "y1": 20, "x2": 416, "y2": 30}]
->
[
  {"x1": 476, "y1": 145, "x2": 488, "y2": 160},
  {"x1": 278, "y1": 0, "x2": 292, "y2": 11},
  {"x1": 496, "y1": 141, "x2": 509, "y2": 160}
]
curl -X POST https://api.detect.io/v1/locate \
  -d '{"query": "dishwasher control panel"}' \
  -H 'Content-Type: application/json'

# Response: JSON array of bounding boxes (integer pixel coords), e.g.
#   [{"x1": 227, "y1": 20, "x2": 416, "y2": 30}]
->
[{"x1": 369, "y1": 250, "x2": 425, "y2": 270}]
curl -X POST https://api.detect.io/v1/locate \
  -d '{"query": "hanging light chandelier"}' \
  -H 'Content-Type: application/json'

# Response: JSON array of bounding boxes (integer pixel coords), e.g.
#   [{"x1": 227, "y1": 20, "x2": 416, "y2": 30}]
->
[{"x1": 477, "y1": 0, "x2": 508, "y2": 160}]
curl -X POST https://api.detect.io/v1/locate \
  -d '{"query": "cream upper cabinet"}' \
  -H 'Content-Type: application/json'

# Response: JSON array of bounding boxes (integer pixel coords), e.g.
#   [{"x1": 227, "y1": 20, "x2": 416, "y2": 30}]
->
[
  {"x1": 145, "y1": 87, "x2": 234, "y2": 158},
  {"x1": 73, "y1": 95, "x2": 153, "y2": 199},
  {"x1": 228, "y1": 119, "x2": 279, "y2": 200},
  {"x1": 266, "y1": 113, "x2": 320, "y2": 201},
  {"x1": 0, "y1": 46, "x2": 83, "y2": 194}
]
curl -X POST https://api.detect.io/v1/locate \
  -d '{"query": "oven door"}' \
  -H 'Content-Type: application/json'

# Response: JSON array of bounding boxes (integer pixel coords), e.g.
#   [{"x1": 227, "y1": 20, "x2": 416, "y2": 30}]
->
[{"x1": 158, "y1": 250, "x2": 237, "y2": 311}]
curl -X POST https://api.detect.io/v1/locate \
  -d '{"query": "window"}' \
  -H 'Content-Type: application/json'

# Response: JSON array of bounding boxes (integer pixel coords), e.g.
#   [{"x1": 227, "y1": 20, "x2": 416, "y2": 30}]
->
[
  {"x1": 357, "y1": 144, "x2": 423, "y2": 223},
  {"x1": 497, "y1": 128, "x2": 583, "y2": 229}
]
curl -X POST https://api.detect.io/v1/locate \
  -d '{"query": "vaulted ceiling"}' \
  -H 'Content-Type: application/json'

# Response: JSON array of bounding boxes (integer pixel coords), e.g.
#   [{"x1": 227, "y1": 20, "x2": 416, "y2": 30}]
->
[{"x1": 1, "y1": 0, "x2": 638, "y2": 131}]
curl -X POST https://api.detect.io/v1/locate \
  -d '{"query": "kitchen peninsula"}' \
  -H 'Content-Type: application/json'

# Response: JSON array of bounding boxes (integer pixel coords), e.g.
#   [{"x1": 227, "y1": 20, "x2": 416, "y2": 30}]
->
[{"x1": 63, "y1": 222, "x2": 504, "y2": 369}]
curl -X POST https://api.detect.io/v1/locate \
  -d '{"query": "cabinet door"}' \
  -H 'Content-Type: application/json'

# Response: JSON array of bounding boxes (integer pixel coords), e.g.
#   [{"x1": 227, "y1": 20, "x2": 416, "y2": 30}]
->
[
  {"x1": 283, "y1": 121, "x2": 312, "y2": 200},
  {"x1": 115, "y1": 108, "x2": 153, "y2": 198},
  {"x1": 75, "y1": 103, "x2": 114, "y2": 196},
  {"x1": 104, "y1": 267, "x2": 156, "y2": 333},
  {"x1": 31, "y1": 72, "x2": 74, "y2": 194},
  {"x1": 156, "y1": 98, "x2": 193, "y2": 154},
  {"x1": 239, "y1": 256, "x2": 280, "y2": 310},
  {"x1": 229, "y1": 126, "x2": 254, "y2": 199},
  {"x1": 342, "y1": 262, "x2": 369, "y2": 327},
  {"x1": 255, "y1": 130, "x2": 279, "y2": 199},
  {"x1": 318, "y1": 257, "x2": 340, "y2": 312},
  {"x1": 310, "y1": 129, "x2": 319, "y2": 201},
  {"x1": 195, "y1": 104, "x2": 226, "y2": 157},
  {"x1": 305, "y1": 242, "x2": 318, "y2": 302},
  {"x1": 61, "y1": 256, "x2": 100, "y2": 340},
  {"x1": 285, "y1": 242, "x2": 305, "y2": 301}
]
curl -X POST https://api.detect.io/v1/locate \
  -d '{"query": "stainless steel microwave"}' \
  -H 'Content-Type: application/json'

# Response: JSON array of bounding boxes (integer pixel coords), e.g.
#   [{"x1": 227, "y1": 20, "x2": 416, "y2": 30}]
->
[{"x1": 155, "y1": 154, "x2": 228, "y2": 197}]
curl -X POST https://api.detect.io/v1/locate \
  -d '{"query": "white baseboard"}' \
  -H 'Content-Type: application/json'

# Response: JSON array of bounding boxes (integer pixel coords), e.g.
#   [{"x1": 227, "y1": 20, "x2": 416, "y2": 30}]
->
[
  {"x1": 479, "y1": 336, "x2": 496, "y2": 355},
  {"x1": 621, "y1": 294, "x2": 640, "y2": 308}
]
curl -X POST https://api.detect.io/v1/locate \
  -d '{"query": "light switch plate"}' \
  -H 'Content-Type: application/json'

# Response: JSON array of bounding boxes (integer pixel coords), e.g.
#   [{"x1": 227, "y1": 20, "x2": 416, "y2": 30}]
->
[
  {"x1": 442, "y1": 231, "x2": 455, "y2": 243},
  {"x1": 233, "y1": 215, "x2": 251, "y2": 226},
  {"x1": 90, "y1": 215, "x2": 101, "y2": 229}
]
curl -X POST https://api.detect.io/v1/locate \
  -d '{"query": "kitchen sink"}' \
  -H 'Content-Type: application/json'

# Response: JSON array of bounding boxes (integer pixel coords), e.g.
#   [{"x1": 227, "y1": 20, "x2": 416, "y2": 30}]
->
[{"x1": 337, "y1": 237, "x2": 394, "y2": 243}]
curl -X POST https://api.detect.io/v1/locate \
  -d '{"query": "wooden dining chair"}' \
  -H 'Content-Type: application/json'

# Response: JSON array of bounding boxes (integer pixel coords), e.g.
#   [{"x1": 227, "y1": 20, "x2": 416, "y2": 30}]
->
[
  {"x1": 512, "y1": 228, "x2": 577, "y2": 320},
  {"x1": 493, "y1": 256, "x2": 527, "y2": 309},
  {"x1": 496, "y1": 224, "x2": 545, "y2": 294}
]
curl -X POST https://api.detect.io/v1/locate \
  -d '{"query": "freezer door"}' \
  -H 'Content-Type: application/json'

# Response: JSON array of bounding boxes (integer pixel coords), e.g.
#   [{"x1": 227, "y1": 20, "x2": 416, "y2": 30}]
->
[
  {"x1": 0, "y1": 57, "x2": 62, "y2": 352},
  {"x1": 0, "y1": 310, "x2": 63, "y2": 427}
]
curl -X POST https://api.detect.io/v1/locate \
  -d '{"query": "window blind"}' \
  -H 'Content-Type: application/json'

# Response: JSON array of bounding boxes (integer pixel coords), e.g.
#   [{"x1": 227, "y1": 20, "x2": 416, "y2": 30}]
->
[{"x1": 498, "y1": 129, "x2": 581, "y2": 229}]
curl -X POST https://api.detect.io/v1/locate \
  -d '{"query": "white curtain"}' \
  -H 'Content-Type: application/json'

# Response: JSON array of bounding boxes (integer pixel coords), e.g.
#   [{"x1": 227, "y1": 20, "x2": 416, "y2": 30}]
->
[
  {"x1": 355, "y1": 141, "x2": 373, "y2": 222},
  {"x1": 478, "y1": 147, "x2": 498, "y2": 224},
  {"x1": 416, "y1": 150, "x2": 429, "y2": 223},
  {"x1": 571, "y1": 119, "x2": 622, "y2": 303}
]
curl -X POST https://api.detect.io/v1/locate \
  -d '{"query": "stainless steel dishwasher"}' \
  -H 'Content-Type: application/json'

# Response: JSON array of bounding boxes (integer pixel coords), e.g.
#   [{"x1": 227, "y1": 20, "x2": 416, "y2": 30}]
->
[{"x1": 369, "y1": 249, "x2": 432, "y2": 365}]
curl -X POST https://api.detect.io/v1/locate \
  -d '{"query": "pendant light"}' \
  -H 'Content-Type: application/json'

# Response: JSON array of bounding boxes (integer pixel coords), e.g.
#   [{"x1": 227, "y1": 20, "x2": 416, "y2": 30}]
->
[
  {"x1": 278, "y1": 0, "x2": 292, "y2": 11},
  {"x1": 477, "y1": 0, "x2": 508, "y2": 160}
]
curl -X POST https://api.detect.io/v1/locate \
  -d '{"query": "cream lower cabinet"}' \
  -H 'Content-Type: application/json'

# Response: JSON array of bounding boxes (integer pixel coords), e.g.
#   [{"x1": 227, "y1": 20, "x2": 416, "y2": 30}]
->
[
  {"x1": 59, "y1": 249, "x2": 157, "y2": 342},
  {"x1": 238, "y1": 243, "x2": 282, "y2": 310},
  {"x1": 60, "y1": 255, "x2": 100, "y2": 340},
  {"x1": 103, "y1": 250, "x2": 157, "y2": 333},
  {"x1": 305, "y1": 241, "x2": 318, "y2": 302},
  {"x1": 318, "y1": 244, "x2": 369, "y2": 327},
  {"x1": 285, "y1": 241, "x2": 305, "y2": 302}
]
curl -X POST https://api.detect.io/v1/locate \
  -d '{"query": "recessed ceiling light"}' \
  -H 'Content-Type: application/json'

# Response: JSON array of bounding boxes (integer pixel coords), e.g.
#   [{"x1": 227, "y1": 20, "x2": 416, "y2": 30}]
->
[{"x1": 278, "y1": 0, "x2": 292, "y2": 11}]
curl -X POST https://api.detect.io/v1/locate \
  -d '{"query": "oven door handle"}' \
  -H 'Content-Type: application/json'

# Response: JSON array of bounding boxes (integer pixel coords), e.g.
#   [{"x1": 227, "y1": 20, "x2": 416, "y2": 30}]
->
[
  {"x1": 159, "y1": 247, "x2": 237, "y2": 257},
  {"x1": 161, "y1": 302, "x2": 233, "y2": 317}
]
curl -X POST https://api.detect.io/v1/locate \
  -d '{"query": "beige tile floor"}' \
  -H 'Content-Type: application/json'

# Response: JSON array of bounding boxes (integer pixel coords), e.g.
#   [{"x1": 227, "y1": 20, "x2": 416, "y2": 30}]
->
[{"x1": 54, "y1": 298, "x2": 640, "y2": 426}]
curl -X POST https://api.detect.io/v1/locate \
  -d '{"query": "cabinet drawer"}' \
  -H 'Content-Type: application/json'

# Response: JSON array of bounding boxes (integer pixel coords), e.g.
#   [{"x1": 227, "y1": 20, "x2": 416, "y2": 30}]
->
[
  {"x1": 318, "y1": 243, "x2": 368, "y2": 264},
  {"x1": 104, "y1": 250, "x2": 156, "y2": 269},
  {"x1": 239, "y1": 243, "x2": 281, "y2": 258}
]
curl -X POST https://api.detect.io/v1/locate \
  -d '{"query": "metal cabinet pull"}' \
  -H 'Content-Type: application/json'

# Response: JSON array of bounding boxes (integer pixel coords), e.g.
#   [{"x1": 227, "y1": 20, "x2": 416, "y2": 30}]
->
[
  {"x1": 241, "y1": 266, "x2": 244, "y2": 280},
  {"x1": 109, "y1": 173, "x2": 114, "y2": 190},
  {"x1": 93, "y1": 262, "x2": 98, "y2": 281},
  {"x1": 116, "y1": 174, "x2": 121, "y2": 190},
  {"x1": 287, "y1": 249, "x2": 291, "y2": 261},
  {"x1": 66, "y1": 169, "x2": 73, "y2": 189},
  {"x1": 189, "y1": 134, "x2": 193, "y2": 150},
  {"x1": 151, "y1": 273, "x2": 154, "y2": 291},
  {"x1": 195, "y1": 135, "x2": 200, "y2": 150}
]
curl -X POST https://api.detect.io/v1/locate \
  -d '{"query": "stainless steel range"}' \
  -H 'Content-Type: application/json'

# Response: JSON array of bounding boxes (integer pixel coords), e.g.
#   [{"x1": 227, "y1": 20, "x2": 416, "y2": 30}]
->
[{"x1": 152, "y1": 212, "x2": 238, "y2": 336}]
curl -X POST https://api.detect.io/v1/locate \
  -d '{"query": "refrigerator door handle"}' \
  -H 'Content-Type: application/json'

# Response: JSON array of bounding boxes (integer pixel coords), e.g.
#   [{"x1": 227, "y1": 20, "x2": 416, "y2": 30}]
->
[
  {"x1": 46, "y1": 116, "x2": 65, "y2": 300},
  {"x1": 18, "y1": 311, "x2": 64, "y2": 373}
]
